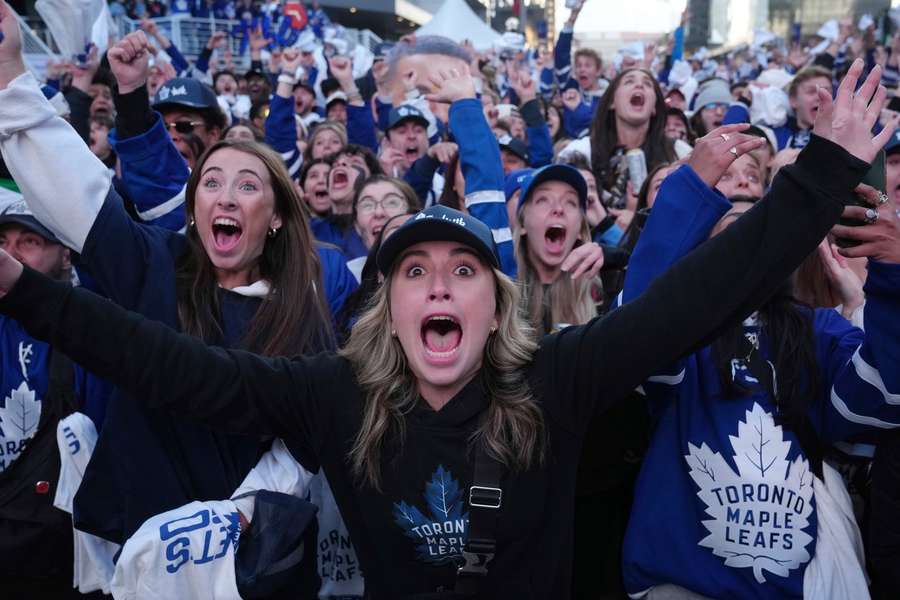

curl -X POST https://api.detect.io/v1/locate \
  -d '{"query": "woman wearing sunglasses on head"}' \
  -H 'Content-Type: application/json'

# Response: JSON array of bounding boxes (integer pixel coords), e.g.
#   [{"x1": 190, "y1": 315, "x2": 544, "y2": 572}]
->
[
  {"x1": 0, "y1": 16, "x2": 356, "y2": 561},
  {"x1": 0, "y1": 9, "x2": 891, "y2": 595}
]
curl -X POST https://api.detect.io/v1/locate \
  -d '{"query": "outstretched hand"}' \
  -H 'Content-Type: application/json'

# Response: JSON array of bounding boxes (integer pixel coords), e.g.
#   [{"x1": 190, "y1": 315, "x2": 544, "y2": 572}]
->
[
  {"x1": 0, "y1": 248, "x2": 23, "y2": 300},
  {"x1": 0, "y1": 0, "x2": 26, "y2": 90},
  {"x1": 425, "y1": 66, "x2": 476, "y2": 104},
  {"x1": 813, "y1": 58, "x2": 899, "y2": 163},
  {"x1": 108, "y1": 31, "x2": 152, "y2": 95},
  {"x1": 686, "y1": 124, "x2": 765, "y2": 189}
]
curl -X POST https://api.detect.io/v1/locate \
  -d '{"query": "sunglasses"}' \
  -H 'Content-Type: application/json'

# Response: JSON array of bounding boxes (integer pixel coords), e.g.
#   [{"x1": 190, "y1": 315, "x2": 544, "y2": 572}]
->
[{"x1": 165, "y1": 120, "x2": 205, "y2": 135}]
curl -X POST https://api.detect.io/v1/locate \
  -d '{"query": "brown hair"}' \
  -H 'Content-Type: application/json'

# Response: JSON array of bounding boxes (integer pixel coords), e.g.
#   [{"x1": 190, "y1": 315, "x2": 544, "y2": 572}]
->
[
  {"x1": 574, "y1": 47, "x2": 602, "y2": 70},
  {"x1": 590, "y1": 68, "x2": 677, "y2": 193},
  {"x1": 788, "y1": 66, "x2": 832, "y2": 97},
  {"x1": 341, "y1": 267, "x2": 544, "y2": 489},
  {"x1": 177, "y1": 140, "x2": 335, "y2": 355}
]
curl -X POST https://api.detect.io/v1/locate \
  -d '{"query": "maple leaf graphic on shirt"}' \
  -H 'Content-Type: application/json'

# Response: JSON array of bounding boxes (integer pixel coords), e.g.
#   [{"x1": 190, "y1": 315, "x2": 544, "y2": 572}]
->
[
  {"x1": 685, "y1": 403, "x2": 814, "y2": 584},
  {"x1": 392, "y1": 465, "x2": 469, "y2": 565},
  {"x1": 0, "y1": 382, "x2": 41, "y2": 471}
]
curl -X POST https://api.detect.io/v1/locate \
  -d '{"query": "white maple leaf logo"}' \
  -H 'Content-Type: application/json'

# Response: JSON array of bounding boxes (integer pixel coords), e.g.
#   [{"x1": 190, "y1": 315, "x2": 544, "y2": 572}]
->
[
  {"x1": 0, "y1": 382, "x2": 42, "y2": 471},
  {"x1": 685, "y1": 402, "x2": 814, "y2": 584}
]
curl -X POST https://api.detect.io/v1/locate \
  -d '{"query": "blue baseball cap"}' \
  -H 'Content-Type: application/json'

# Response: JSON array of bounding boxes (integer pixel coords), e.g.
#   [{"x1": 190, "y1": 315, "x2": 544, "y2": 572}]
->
[
  {"x1": 387, "y1": 104, "x2": 429, "y2": 131},
  {"x1": 152, "y1": 77, "x2": 220, "y2": 110},
  {"x1": 0, "y1": 200, "x2": 61, "y2": 244},
  {"x1": 517, "y1": 164, "x2": 588, "y2": 211},
  {"x1": 376, "y1": 205, "x2": 500, "y2": 275},
  {"x1": 504, "y1": 168, "x2": 533, "y2": 202}
]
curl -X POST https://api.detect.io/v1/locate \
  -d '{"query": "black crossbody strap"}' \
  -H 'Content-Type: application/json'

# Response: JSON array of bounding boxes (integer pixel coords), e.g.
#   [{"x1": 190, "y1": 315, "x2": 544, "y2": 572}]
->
[
  {"x1": 738, "y1": 334, "x2": 824, "y2": 479},
  {"x1": 454, "y1": 445, "x2": 503, "y2": 595}
]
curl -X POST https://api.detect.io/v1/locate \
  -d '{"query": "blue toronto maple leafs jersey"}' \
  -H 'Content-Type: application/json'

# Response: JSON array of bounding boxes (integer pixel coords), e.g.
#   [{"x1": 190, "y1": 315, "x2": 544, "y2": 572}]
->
[
  {"x1": 0, "y1": 315, "x2": 106, "y2": 472},
  {"x1": 619, "y1": 165, "x2": 900, "y2": 599}
]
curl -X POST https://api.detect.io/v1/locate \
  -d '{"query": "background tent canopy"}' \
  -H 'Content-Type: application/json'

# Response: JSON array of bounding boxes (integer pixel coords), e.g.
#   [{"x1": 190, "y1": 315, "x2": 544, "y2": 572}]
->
[{"x1": 415, "y1": 0, "x2": 502, "y2": 51}]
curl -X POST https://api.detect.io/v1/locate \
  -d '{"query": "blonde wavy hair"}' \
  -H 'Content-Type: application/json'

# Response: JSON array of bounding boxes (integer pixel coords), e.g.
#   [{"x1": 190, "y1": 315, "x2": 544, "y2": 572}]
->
[
  {"x1": 340, "y1": 266, "x2": 545, "y2": 489},
  {"x1": 514, "y1": 205, "x2": 597, "y2": 333}
]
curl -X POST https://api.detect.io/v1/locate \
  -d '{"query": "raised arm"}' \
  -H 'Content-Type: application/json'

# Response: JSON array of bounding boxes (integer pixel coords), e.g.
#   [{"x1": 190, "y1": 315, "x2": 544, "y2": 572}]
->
[
  {"x1": 107, "y1": 32, "x2": 191, "y2": 231},
  {"x1": 0, "y1": 263, "x2": 334, "y2": 462},
  {"x1": 267, "y1": 49, "x2": 304, "y2": 180},
  {"x1": 544, "y1": 60, "x2": 900, "y2": 426},
  {"x1": 429, "y1": 69, "x2": 516, "y2": 276}
]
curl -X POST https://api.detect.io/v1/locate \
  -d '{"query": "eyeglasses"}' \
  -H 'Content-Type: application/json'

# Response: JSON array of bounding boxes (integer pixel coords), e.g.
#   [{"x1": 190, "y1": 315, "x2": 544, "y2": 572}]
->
[
  {"x1": 165, "y1": 120, "x2": 205, "y2": 135},
  {"x1": 356, "y1": 195, "x2": 407, "y2": 215}
]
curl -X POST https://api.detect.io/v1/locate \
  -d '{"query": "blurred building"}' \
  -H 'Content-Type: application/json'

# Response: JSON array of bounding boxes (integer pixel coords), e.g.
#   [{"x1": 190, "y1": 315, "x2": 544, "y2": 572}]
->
[{"x1": 686, "y1": 0, "x2": 890, "y2": 49}]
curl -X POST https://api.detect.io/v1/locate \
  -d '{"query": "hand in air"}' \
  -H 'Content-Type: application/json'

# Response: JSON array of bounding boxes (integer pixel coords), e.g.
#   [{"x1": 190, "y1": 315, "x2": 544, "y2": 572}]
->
[
  {"x1": 813, "y1": 58, "x2": 899, "y2": 164},
  {"x1": 108, "y1": 31, "x2": 152, "y2": 95}
]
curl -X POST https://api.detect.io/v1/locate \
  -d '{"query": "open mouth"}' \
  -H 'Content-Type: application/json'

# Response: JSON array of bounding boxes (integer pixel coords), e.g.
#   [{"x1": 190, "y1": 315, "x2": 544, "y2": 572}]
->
[
  {"x1": 330, "y1": 169, "x2": 349, "y2": 190},
  {"x1": 405, "y1": 146, "x2": 420, "y2": 161},
  {"x1": 421, "y1": 315, "x2": 463, "y2": 357},
  {"x1": 544, "y1": 225, "x2": 567, "y2": 255},
  {"x1": 312, "y1": 188, "x2": 330, "y2": 203},
  {"x1": 629, "y1": 93, "x2": 646, "y2": 109},
  {"x1": 211, "y1": 216, "x2": 243, "y2": 252}
]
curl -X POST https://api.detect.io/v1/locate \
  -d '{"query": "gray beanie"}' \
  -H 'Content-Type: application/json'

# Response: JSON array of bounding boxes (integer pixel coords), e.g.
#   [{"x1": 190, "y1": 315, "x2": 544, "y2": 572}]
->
[{"x1": 692, "y1": 78, "x2": 732, "y2": 112}]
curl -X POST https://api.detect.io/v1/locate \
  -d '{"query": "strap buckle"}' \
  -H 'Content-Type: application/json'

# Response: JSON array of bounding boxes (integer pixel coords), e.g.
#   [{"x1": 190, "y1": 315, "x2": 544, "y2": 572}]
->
[
  {"x1": 457, "y1": 543, "x2": 495, "y2": 577},
  {"x1": 469, "y1": 485, "x2": 502, "y2": 509}
]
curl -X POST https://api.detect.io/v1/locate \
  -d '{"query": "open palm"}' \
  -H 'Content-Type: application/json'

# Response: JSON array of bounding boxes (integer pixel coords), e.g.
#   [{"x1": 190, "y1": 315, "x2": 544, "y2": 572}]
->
[{"x1": 813, "y1": 59, "x2": 899, "y2": 163}]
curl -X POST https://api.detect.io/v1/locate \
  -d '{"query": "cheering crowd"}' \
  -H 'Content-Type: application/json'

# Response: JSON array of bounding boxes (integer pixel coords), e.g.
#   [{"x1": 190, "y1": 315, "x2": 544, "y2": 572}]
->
[{"x1": 1, "y1": 0, "x2": 900, "y2": 598}]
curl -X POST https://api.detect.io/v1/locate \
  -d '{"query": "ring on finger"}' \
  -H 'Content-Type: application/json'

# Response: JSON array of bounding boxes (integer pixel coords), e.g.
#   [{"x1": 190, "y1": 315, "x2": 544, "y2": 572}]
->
[
  {"x1": 720, "y1": 133, "x2": 730, "y2": 142},
  {"x1": 730, "y1": 147, "x2": 738, "y2": 157},
  {"x1": 865, "y1": 207, "x2": 879, "y2": 224},
  {"x1": 878, "y1": 192, "x2": 889, "y2": 205}
]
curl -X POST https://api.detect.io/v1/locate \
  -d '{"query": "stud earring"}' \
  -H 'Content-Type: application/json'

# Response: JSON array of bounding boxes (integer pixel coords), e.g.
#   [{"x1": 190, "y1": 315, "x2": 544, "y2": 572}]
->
[
  {"x1": 267, "y1": 227, "x2": 278, "y2": 238},
  {"x1": 490, "y1": 326, "x2": 497, "y2": 334},
  {"x1": 391, "y1": 329, "x2": 397, "y2": 337},
  {"x1": 189, "y1": 217, "x2": 195, "y2": 227}
]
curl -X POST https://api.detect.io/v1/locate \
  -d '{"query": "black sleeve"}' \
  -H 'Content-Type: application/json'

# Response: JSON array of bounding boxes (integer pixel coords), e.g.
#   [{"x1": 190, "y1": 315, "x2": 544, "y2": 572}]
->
[
  {"x1": 519, "y1": 98, "x2": 545, "y2": 128},
  {"x1": 356, "y1": 71, "x2": 376, "y2": 104},
  {"x1": 539, "y1": 134, "x2": 867, "y2": 428},
  {"x1": 0, "y1": 268, "x2": 338, "y2": 464},
  {"x1": 869, "y1": 435, "x2": 900, "y2": 598},
  {"x1": 63, "y1": 87, "x2": 92, "y2": 143},
  {"x1": 113, "y1": 86, "x2": 157, "y2": 140},
  {"x1": 813, "y1": 52, "x2": 836, "y2": 70}
]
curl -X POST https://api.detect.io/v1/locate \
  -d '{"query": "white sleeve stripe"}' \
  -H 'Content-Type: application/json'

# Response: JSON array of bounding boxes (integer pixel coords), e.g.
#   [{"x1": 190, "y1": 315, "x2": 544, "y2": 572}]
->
[
  {"x1": 465, "y1": 190, "x2": 506, "y2": 206},
  {"x1": 850, "y1": 346, "x2": 900, "y2": 404},
  {"x1": 136, "y1": 185, "x2": 187, "y2": 222},
  {"x1": 647, "y1": 370, "x2": 686, "y2": 385},
  {"x1": 830, "y1": 388, "x2": 900, "y2": 429},
  {"x1": 492, "y1": 228, "x2": 512, "y2": 244}
]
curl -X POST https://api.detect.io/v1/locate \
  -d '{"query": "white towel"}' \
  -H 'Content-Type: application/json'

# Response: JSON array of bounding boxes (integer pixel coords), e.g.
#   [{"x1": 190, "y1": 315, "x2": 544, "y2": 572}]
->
[
  {"x1": 54, "y1": 413, "x2": 120, "y2": 595},
  {"x1": 803, "y1": 462, "x2": 870, "y2": 599}
]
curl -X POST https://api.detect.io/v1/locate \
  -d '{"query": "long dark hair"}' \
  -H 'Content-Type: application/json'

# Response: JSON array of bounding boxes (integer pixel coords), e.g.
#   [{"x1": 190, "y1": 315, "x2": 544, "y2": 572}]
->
[
  {"x1": 711, "y1": 282, "x2": 820, "y2": 428},
  {"x1": 589, "y1": 68, "x2": 677, "y2": 193},
  {"x1": 437, "y1": 153, "x2": 463, "y2": 210},
  {"x1": 177, "y1": 140, "x2": 335, "y2": 355}
]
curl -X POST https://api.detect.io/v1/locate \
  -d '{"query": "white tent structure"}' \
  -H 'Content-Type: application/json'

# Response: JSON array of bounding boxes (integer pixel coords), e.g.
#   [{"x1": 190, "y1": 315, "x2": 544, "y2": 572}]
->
[{"x1": 415, "y1": 0, "x2": 502, "y2": 51}]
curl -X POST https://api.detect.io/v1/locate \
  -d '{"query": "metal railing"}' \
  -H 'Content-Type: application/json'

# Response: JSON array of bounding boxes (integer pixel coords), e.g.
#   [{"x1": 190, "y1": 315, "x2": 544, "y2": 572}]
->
[
  {"x1": 16, "y1": 12, "x2": 59, "y2": 76},
  {"x1": 115, "y1": 16, "x2": 383, "y2": 61}
]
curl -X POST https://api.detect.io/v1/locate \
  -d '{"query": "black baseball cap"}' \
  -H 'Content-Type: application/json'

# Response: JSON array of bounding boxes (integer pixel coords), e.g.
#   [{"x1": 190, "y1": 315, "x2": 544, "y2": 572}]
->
[
  {"x1": 152, "y1": 78, "x2": 220, "y2": 110},
  {"x1": 498, "y1": 134, "x2": 529, "y2": 163},
  {"x1": 0, "y1": 200, "x2": 61, "y2": 244},
  {"x1": 387, "y1": 104, "x2": 429, "y2": 131},
  {"x1": 376, "y1": 205, "x2": 500, "y2": 275}
]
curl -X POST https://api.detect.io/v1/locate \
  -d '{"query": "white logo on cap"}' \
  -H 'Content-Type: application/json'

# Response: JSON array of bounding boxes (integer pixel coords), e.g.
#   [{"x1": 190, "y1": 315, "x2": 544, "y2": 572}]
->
[
  {"x1": 498, "y1": 135, "x2": 512, "y2": 145},
  {"x1": 170, "y1": 86, "x2": 188, "y2": 97},
  {"x1": 158, "y1": 86, "x2": 170, "y2": 101}
]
